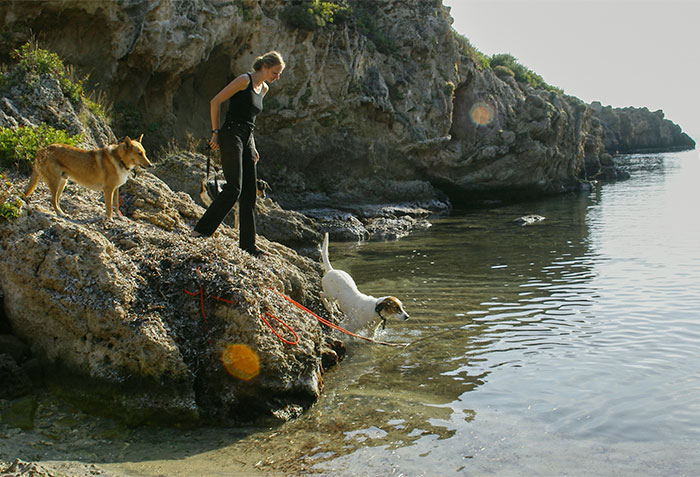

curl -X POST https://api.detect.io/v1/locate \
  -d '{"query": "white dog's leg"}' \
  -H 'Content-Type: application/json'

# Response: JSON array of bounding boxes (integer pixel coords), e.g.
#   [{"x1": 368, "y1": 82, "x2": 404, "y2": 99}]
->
[{"x1": 320, "y1": 291, "x2": 335, "y2": 315}]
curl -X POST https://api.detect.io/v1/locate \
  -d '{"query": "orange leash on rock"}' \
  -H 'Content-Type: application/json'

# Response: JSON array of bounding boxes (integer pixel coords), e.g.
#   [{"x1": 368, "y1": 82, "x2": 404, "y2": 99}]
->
[
  {"x1": 210, "y1": 292, "x2": 299, "y2": 346},
  {"x1": 184, "y1": 267, "x2": 298, "y2": 345}
]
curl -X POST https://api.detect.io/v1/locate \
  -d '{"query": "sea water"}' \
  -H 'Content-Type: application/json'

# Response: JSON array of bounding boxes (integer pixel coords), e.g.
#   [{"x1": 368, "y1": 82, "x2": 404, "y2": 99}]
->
[{"x1": 103, "y1": 150, "x2": 700, "y2": 476}]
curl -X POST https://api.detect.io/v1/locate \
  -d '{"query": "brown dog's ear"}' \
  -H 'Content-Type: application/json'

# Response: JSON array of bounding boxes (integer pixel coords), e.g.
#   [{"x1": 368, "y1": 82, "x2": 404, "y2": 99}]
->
[
  {"x1": 137, "y1": 133, "x2": 144, "y2": 142},
  {"x1": 122, "y1": 136, "x2": 132, "y2": 149}
]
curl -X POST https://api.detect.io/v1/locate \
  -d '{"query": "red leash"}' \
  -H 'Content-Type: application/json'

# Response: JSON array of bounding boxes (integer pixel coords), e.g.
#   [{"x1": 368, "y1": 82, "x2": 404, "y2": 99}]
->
[
  {"x1": 183, "y1": 267, "x2": 212, "y2": 344},
  {"x1": 184, "y1": 268, "x2": 298, "y2": 345},
  {"x1": 208, "y1": 292, "x2": 299, "y2": 345}
]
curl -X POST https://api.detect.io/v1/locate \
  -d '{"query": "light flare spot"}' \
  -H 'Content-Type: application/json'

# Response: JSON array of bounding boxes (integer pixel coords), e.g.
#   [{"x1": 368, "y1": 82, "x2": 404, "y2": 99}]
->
[
  {"x1": 222, "y1": 344, "x2": 260, "y2": 381},
  {"x1": 470, "y1": 102, "x2": 495, "y2": 126}
]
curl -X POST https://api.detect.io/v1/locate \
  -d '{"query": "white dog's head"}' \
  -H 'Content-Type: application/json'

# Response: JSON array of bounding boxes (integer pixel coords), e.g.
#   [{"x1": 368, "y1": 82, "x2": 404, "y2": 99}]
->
[{"x1": 375, "y1": 296, "x2": 409, "y2": 329}]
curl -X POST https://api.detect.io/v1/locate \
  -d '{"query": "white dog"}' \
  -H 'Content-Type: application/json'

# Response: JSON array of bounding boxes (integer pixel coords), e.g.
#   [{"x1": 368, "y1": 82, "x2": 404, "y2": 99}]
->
[{"x1": 320, "y1": 233, "x2": 409, "y2": 332}]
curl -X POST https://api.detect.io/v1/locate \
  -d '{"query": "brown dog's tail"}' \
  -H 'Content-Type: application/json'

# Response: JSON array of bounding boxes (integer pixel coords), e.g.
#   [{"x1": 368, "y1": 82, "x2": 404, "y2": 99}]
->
[{"x1": 23, "y1": 148, "x2": 45, "y2": 199}]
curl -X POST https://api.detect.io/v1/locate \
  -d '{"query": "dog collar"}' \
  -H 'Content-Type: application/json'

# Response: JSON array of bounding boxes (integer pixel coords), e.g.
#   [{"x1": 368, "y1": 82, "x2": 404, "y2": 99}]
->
[
  {"x1": 375, "y1": 306, "x2": 388, "y2": 330},
  {"x1": 114, "y1": 152, "x2": 130, "y2": 171}
]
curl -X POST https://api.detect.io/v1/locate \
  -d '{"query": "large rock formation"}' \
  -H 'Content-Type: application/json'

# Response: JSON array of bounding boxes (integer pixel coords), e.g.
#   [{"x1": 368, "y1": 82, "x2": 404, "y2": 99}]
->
[
  {"x1": 0, "y1": 42, "x2": 350, "y2": 425},
  {"x1": 0, "y1": 167, "x2": 344, "y2": 425},
  {"x1": 1, "y1": 0, "x2": 695, "y2": 209},
  {"x1": 1, "y1": 0, "x2": 694, "y2": 209}
]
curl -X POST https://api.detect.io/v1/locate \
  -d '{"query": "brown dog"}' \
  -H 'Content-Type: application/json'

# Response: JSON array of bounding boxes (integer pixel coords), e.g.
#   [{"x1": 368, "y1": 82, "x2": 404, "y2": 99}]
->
[{"x1": 24, "y1": 135, "x2": 152, "y2": 219}]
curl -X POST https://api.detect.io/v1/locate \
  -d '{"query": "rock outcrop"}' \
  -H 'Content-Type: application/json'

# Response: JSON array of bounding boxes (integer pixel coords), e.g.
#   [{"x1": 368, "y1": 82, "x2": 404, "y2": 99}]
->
[
  {"x1": 0, "y1": 65, "x2": 115, "y2": 149},
  {"x1": 0, "y1": 168, "x2": 343, "y2": 425},
  {"x1": 591, "y1": 102, "x2": 696, "y2": 154}
]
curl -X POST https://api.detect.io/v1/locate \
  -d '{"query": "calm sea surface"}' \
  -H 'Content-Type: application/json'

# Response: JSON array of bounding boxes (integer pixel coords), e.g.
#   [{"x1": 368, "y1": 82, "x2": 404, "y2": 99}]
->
[{"x1": 108, "y1": 150, "x2": 700, "y2": 476}]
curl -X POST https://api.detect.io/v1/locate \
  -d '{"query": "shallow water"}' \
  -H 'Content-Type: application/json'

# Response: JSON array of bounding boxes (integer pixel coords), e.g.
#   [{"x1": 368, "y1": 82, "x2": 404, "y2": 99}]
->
[
  {"x1": 279, "y1": 150, "x2": 700, "y2": 475},
  {"x1": 102, "y1": 150, "x2": 700, "y2": 475}
]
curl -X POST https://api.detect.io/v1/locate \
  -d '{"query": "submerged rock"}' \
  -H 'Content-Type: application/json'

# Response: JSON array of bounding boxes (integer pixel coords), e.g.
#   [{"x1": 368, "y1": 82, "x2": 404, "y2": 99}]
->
[
  {"x1": 0, "y1": 170, "x2": 340, "y2": 426},
  {"x1": 513, "y1": 214, "x2": 546, "y2": 226}
]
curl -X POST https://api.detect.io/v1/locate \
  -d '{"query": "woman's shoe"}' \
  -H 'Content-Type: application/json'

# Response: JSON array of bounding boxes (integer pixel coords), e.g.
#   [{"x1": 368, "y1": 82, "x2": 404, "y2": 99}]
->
[
  {"x1": 244, "y1": 247, "x2": 268, "y2": 258},
  {"x1": 191, "y1": 229, "x2": 210, "y2": 238}
]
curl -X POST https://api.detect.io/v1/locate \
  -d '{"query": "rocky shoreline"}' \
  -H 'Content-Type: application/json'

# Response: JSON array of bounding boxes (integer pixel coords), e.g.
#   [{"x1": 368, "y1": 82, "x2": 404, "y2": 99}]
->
[
  {"x1": 150, "y1": 150, "x2": 449, "y2": 250},
  {"x1": 0, "y1": 1, "x2": 696, "y2": 473}
]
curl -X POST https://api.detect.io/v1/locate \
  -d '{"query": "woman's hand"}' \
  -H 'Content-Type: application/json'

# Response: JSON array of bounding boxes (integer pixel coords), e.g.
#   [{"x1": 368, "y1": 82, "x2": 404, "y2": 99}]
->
[
  {"x1": 252, "y1": 137, "x2": 259, "y2": 163},
  {"x1": 209, "y1": 133, "x2": 219, "y2": 151}
]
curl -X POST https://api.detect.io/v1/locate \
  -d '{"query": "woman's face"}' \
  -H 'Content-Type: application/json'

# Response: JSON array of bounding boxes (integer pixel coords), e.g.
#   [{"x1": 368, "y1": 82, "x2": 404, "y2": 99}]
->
[{"x1": 265, "y1": 64, "x2": 284, "y2": 83}]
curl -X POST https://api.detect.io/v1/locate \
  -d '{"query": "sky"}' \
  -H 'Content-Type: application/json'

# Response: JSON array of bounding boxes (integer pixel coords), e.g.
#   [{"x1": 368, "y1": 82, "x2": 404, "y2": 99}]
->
[{"x1": 442, "y1": 0, "x2": 700, "y2": 142}]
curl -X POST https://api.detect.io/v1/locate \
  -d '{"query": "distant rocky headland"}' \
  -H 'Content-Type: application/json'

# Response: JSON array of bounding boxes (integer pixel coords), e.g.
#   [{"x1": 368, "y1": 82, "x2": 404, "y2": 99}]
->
[{"x1": 0, "y1": 0, "x2": 695, "y2": 431}]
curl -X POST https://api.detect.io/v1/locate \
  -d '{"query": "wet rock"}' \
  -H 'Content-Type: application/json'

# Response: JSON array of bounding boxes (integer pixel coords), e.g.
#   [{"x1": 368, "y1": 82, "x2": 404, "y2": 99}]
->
[
  {"x1": 302, "y1": 209, "x2": 369, "y2": 242},
  {"x1": 513, "y1": 214, "x2": 546, "y2": 226}
]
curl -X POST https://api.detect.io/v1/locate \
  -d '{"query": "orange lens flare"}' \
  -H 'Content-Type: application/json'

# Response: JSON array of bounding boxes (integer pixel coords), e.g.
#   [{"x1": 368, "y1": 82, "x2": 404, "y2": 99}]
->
[
  {"x1": 470, "y1": 102, "x2": 494, "y2": 126},
  {"x1": 221, "y1": 344, "x2": 260, "y2": 381}
]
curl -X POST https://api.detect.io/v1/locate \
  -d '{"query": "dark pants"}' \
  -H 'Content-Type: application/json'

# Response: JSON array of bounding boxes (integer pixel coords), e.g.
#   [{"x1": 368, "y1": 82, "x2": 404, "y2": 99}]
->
[{"x1": 194, "y1": 122, "x2": 257, "y2": 250}]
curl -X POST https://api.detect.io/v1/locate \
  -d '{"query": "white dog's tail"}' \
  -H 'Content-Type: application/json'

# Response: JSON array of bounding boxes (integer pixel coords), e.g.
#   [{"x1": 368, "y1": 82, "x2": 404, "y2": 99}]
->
[{"x1": 321, "y1": 232, "x2": 333, "y2": 272}]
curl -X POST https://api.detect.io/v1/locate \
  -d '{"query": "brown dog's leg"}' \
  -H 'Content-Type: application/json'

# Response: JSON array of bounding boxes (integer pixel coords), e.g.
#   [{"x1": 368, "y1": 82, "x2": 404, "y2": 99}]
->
[
  {"x1": 104, "y1": 186, "x2": 115, "y2": 220},
  {"x1": 49, "y1": 177, "x2": 68, "y2": 215},
  {"x1": 24, "y1": 148, "x2": 47, "y2": 199},
  {"x1": 112, "y1": 188, "x2": 123, "y2": 217}
]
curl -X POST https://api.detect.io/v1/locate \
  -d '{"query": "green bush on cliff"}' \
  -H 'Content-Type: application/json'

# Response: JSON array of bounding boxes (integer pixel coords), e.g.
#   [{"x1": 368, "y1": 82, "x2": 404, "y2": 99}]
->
[
  {"x1": 452, "y1": 30, "x2": 490, "y2": 70},
  {"x1": 493, "y1": 65, "x2": 515, "y2": 80},
  {"x1": 280, "y1": 0, "x2": 351, "y2": 30},
  {"x1": 0, "y1": 124, "x2": 82, "y2": 174},
  {"x1": 490, "y1": 53, "x2": 562, "y2": 94},
  {"x1": 3, "y1": 40, "x2": 110, "y2": 120}
]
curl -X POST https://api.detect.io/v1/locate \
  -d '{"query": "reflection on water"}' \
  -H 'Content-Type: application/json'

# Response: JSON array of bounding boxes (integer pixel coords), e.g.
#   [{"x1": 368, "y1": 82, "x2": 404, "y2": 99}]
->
[
  {"x1": 303, "y1": 150, "x2": 700, "y2": 475},
  {"x1": 105, "y1": 151, "x2": 700, "y2": 475}
]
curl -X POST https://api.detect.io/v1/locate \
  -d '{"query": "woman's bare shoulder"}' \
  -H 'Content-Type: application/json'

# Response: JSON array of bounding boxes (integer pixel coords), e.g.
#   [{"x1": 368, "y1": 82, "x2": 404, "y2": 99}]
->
[{"x1": 214, "y1": 73, "x2": 250, "y2": 102}]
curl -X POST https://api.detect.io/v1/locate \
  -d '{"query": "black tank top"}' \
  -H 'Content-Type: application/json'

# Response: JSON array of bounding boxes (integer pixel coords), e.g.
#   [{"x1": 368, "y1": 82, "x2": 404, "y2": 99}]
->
[{"x1": 224, "y1": 73, "x2": 263, "y2": 127}]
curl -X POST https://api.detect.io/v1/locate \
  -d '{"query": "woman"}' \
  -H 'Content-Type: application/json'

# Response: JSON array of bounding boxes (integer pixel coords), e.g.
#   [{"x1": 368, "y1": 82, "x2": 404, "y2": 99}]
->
[{"x1": 192, "y1": 51, "x2": 285, "y2": 257}]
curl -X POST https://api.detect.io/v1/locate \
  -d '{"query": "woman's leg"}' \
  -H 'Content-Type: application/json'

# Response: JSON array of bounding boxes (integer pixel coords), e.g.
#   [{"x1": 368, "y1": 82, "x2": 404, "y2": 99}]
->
[
  {"x1": 194, "y1": 129, "x2": 243, "y2": 236},
  {"x1": 238, "y1": 135, "x2": 258, "y2": 251}
]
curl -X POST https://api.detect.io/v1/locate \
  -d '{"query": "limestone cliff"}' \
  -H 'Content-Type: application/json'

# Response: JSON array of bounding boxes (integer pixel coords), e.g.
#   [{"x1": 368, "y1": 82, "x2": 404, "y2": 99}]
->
[{"x1": 1, "y1": 0, "x2": 694, "y2": 208}]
